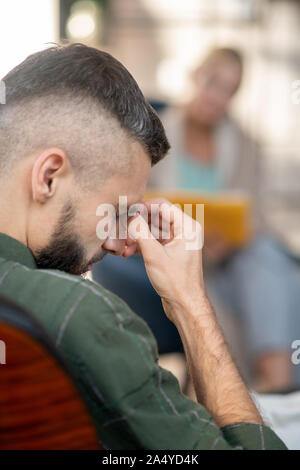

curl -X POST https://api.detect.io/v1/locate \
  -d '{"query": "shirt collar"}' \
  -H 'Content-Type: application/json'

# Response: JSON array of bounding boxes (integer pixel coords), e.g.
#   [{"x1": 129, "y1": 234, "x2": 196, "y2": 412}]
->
[{"x1": 0, "y1": 232, "x2": 37, "y2": 269}]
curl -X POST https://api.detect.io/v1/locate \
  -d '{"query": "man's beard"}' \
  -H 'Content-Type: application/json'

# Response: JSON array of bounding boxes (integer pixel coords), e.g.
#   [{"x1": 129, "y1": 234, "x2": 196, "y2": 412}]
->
[{"x1": 34, "y1": 202, "x2": 106, "y2": 275}]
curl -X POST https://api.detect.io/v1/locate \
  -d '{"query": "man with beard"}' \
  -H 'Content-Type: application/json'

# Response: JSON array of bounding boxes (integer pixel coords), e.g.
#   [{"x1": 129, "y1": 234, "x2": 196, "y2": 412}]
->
[{"x1": 0, "y1": 44, "x2": 286, "y2": 450}]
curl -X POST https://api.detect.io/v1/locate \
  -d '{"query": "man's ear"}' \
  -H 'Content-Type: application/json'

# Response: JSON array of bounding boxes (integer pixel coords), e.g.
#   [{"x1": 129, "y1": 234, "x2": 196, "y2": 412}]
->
[{"x1": 31, "y1": 148, "x2": 68, "y2": 203}]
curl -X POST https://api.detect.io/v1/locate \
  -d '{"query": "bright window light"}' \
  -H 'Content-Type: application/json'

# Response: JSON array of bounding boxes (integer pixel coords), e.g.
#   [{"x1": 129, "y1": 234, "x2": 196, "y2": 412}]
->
[{"x1": 67, "y1": 12, "x2": 96, "y2": 39}]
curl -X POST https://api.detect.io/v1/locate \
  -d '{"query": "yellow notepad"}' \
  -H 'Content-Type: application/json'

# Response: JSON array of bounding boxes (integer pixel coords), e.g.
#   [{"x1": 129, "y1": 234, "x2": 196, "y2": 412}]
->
[{"x1": 144, "y1": 190, "x2": 252, "y2": 248}]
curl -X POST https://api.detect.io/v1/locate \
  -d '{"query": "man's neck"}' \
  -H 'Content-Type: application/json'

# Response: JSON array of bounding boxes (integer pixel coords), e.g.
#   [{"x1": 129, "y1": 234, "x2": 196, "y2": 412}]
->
[{"x1": 0, "y1": 184, "x2": 28, "y2": 247}]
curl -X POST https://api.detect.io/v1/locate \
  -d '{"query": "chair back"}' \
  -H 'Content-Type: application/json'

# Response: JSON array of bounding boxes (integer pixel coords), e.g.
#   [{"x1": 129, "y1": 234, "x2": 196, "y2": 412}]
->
[{"x1": 0, "y1": 296, "x2": 101, "y2": 450}]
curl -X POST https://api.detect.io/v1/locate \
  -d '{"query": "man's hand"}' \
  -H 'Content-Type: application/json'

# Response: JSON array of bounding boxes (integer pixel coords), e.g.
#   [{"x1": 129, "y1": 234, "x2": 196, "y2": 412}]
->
[
  {"x1": 125, "y1": 198, "x2": 263, "y2": 428},
  {"x1": 126, "y1": 198, "x2": 205, "y2": 322}
]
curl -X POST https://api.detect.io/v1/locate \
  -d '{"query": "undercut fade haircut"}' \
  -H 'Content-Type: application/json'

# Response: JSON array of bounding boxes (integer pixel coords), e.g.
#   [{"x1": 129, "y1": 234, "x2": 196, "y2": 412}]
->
[{"x1": 0, "y1": 43, "x2": 170, "y2": 184}]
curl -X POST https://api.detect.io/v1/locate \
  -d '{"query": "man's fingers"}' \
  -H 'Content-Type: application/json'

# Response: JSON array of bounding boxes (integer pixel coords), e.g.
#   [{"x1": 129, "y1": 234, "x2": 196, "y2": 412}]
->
[{"x1": 128, "y1": 214, "x2": 163, "y2": 261}]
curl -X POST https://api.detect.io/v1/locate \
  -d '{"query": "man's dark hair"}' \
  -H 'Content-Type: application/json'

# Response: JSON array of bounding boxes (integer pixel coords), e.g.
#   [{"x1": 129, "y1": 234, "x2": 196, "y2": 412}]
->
[{"x1": 0, "y1": 43, "x2": 170, "y2": 181}]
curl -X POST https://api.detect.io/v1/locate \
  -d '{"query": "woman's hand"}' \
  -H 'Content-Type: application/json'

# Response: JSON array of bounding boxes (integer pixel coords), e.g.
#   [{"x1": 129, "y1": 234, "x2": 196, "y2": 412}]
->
[{"x1": 203, "y1": 232, "x2": 232, "y2": 266}]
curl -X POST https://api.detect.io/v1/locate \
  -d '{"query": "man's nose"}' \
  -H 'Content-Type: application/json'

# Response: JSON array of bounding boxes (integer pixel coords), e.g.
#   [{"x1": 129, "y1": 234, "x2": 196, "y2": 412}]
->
[{"x1": 102, "y1": 236, "x2": 126, "y2": 256}]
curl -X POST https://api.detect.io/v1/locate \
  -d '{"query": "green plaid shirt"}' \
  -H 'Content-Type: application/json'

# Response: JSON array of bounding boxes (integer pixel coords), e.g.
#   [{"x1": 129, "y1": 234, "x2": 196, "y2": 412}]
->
[{"x1": 0, "y1": 233, "x2": 287, "y2": 450}]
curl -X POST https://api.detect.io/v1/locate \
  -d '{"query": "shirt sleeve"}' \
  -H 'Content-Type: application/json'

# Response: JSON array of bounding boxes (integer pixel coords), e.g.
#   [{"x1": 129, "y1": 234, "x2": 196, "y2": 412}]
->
[{"x1": 53, "y1": 278, "x2": 287, "y2": 450}]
